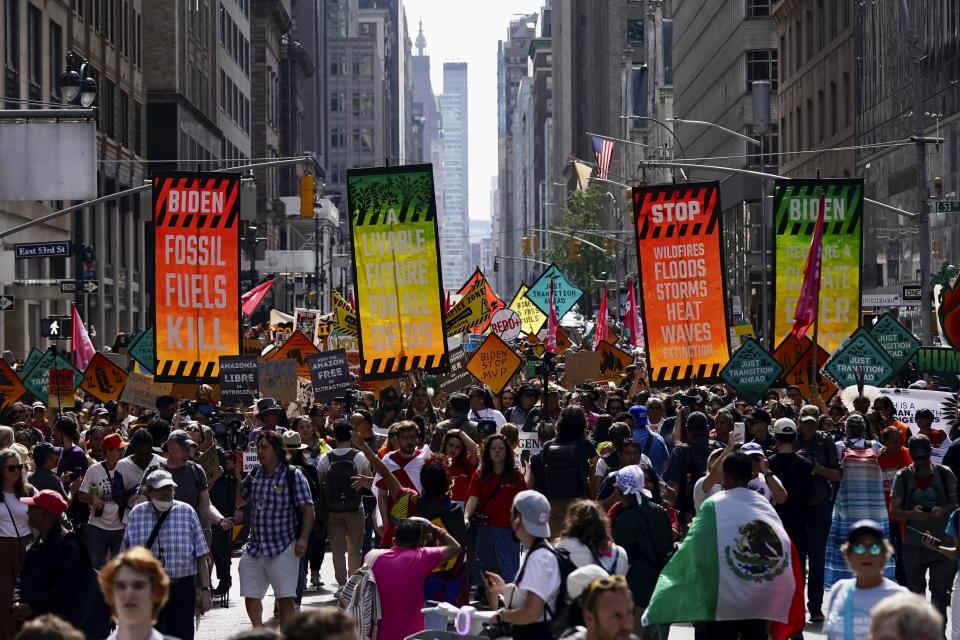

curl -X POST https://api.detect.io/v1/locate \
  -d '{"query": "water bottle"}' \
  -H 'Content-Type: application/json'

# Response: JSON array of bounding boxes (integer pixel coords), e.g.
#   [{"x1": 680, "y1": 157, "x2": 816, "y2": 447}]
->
[{"x1": 90, "y1": 484, "x2": 104, "y2": 517}]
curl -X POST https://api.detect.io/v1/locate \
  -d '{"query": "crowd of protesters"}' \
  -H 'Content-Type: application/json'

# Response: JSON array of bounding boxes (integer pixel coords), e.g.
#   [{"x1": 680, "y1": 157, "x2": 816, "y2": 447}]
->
[{"x1": 2, "y1": 355, "x2": 960, "y2": 639}]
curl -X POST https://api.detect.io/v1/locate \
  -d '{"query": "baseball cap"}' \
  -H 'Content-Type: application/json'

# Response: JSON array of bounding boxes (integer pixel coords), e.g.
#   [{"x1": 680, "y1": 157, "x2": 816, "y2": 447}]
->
[
  {"x1": 614, "y1": 464, "x2": 652, "y2": 498},
  {"x1": 567, "y1": 565, "x2": 611, "y2": 602},
  {"x1": 773, "y1": 418, "x2": 797, "y2": 435},
  {"x1": 32, "y1": 442, "x2": 62, "y2": 465},
  {"x1": 162, "y1": 429, "x2": 196, "y2": 451},
  {"x1": 740, "y1": 442, "x2": 766, "y2": 458},
  {"x1": 799, "y1": 405, "x2": 820, "y2": 424},
  {"x1": 31, "y1": 401, "x2": 45, "y2": 410},
  {"x1": 21, "y1": 489, "x2": 69, "y2": 516},
  {"x1": 847, "y1": 519, "x2": 884, "y2": 543},
  {"x1": 144, "y1": 469, "x2": 177, "y2": 490},
  {"x1": 628, "y1": 405, "x2": 648, "y2": 426},
  {"x1": 101, "y1": 433, "x2": 128, "y2": 450},
  {"x1": 512, "y1": 490, "x2": 551, "y2": 539}
]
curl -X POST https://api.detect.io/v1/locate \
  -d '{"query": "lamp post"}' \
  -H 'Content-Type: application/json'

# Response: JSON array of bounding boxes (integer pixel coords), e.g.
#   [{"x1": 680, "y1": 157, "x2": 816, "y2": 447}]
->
[{"x1": 56, "y1": 54, "x2": 98, "y2": 317}]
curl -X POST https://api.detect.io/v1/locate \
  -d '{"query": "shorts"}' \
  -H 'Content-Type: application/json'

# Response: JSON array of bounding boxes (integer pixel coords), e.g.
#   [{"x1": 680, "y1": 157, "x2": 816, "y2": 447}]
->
[{"x1": 238, "y1": 541, "x2": 299, "y2": 599}]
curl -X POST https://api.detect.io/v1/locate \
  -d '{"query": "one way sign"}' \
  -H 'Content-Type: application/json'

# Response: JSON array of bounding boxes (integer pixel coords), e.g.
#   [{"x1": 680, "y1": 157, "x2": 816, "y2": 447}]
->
[
  {"x1": 0, "y1": 296, "x2": 13, "y2": 311},
  {"x1": 60, "y1": 280, "x2": 99, "y2": 294}
]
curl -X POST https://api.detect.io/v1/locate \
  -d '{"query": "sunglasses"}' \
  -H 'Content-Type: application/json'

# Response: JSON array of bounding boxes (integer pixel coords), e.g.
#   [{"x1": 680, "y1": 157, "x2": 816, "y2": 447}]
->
[
  {"x1": 581, "y1": 574, "x2": 628, "y2": 611},
  {"x1": 851, "y1": 543, "x2": 884, "y2": 556},
  {"x1": 4, "y1": 464, "x2": 23, "y2": 472}
]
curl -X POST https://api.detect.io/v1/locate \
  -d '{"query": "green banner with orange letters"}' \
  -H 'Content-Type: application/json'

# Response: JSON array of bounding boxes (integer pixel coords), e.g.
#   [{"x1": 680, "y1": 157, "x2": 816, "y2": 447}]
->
[{"x1": 772, "y1": 179, "x2": 863, "y2": 354}]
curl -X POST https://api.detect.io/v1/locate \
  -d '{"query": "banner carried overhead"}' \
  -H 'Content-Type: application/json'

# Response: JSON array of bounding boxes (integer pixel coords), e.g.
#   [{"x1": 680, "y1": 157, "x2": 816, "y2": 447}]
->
[
  {"x1": 456, "y1": 268, "x2": 505, "y2": 334},
  {"x1": 347, "y1": 164, "x2": 448, "y2": 378},
  {"x1": 633, "y1": 182, "x2": 730, "y2": 385},
  {"x1": 508, "y1": 284, "x2": 547, "y2": 335},
  {"x1": 152, "y1": 172, "x2": 241, "y2": 382},
  {"x1": 773, "y1": 179, "x2": 863, "y2": 353}
]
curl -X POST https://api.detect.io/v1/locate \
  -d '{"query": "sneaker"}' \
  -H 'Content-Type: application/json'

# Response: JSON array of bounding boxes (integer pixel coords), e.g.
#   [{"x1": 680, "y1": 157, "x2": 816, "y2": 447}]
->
[
  {"x1": 310, "y1": 574, "x2": 323, "y2": 588},
  {"x1": 809, "y1": 611, "x2": 825, "y2": 623}
]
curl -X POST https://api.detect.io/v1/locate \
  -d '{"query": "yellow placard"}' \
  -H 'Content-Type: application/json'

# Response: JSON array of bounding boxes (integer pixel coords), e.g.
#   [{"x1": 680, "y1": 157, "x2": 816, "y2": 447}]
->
[
  {"x1": 445, "y1": 280, "x2": 490, "y2": 336},
  {"x1": 508, "y1": 284, "x2": 547, "y2": 336},
  {"x1": 465, "y1": 334, "x2": 523, "y2": 394}
]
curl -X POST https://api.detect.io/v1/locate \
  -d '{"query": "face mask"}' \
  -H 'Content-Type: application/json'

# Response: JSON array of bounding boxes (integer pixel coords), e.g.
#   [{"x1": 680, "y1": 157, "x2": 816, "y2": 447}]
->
[{"x1": 151, "y1": 499, "x2": 173, "y2": 512}]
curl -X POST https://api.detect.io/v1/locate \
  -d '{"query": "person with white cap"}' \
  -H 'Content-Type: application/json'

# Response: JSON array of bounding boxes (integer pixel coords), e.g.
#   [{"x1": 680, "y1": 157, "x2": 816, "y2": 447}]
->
[
  {"x1": 482, "y1": 489, "x2": 564, "y2": 639},
  {"x1": 564, "y1": 565, "x2": 637, "y2": 640},
  {"x1": 768, "y1": 417, "x2": 814, "y2": 555},
  {"x1": 122, "y1": 468, "x2": 212, "y2": 640},
  {"x1": 609, "y1": 465, "x2": 673, "y2": 638},
  {"x1": 741, "y1": 441, "x2": 788, "y2": 505}
]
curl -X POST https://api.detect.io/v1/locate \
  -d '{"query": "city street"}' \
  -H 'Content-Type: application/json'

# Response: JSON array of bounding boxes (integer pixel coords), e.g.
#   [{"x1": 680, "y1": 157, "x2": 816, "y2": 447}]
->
[{"x1": 196, "y1": 553, "x2": 831, "y2": 640}]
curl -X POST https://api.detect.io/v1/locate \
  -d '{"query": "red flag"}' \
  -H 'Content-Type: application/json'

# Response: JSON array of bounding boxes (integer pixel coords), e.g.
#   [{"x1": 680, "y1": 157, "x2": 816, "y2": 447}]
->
[
  {"x1": 790, "y1": 192, "x2": 827, "y2": 339},
  {"x1": 545, "y1": 278, "x2": 558, "y2": 354},
  {"x1": 71, "y1": 304, "x2": 95, "y2": 371},
  {"x1": 592, "y1": 292, "x2": 608, "y2": 350},
  {"x1": 348, "y1": 289, "x2": 357, "y2": 311},
  {"x1": 624, "y1": 283, "x2": 643, "y2": 348},
  {"x1": 241, "y1": 278, "x2": 275, "y2": 316},
  {"x1": 443, "y1": 290, "x2": 451, "y2": 314}
]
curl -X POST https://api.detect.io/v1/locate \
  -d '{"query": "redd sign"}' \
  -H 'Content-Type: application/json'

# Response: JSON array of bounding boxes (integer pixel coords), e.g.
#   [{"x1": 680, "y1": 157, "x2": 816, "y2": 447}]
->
[{"x1": 490, "y1": 308, "x2": 522, "y2": 341}]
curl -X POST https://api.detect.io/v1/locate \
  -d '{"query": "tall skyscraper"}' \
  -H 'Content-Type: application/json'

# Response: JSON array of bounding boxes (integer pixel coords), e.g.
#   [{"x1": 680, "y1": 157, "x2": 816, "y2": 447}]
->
[
  {"x1": 411, "y1": 20, "x2": 441, "y2": 166},
  {"x1": 438, "y1": 62, "x2": 469, "y2": 290}
]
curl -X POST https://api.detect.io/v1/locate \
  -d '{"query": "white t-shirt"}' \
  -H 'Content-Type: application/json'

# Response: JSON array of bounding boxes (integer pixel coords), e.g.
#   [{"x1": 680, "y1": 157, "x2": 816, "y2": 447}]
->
[
  {"x1": 470, "y1": 408, "x2": 506, "y2": 428},
  {"x1": 116, "y1": 455, "x2": 164, "y2": 521},
  {"x1": 511, "y1": 546, "x2": 562, "y2": 621},
  {"x1": 748, "y1": 475, "x2": 775, "y2": 504},
  {"x1": 556, "y1": 537, "x2": 629, "y2": 575},
  {"x1": 80, "y1": 461, "x2": 124, "y2": 531},
  {"x1": 318, "y1": 447, "x2": 371, "y2": 477},
  {"x1": 824, "y1": 578, "x2": 906, "y2": 640},
  {"x1": 693, "y1": 476, "x2": 722, "y2": 512},
  {"x1": 0, "y1": 490, "x2": 32, "y2": 538}
]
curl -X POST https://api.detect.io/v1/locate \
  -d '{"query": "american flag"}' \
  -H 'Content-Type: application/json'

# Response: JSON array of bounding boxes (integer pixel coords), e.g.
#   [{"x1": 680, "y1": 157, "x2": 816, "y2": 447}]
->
[{"x1": 592, "y1": 136, "x2": 615, "y2": 180}]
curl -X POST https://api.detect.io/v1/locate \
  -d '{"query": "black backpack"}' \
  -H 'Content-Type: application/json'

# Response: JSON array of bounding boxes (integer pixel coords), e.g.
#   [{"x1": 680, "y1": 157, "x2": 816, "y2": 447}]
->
[
  {"x1": 602, "y1": 450, "x2": 621, "y2": 474},
  {"x1": 542, "y1": 441, "x2": 585, "y2": 500},
  {"x1": 515, "y1": 541, "x2": 578, "y2": 637},
  {"x1": 325, "y1": 449, "x2": 362, "y2": 513},
  {"x1": 675, "y1": 439, "x2": 720, "y2": 511}
]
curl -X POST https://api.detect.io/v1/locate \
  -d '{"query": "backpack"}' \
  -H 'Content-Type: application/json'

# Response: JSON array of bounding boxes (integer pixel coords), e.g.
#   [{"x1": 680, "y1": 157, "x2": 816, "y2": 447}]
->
[
  {"x1": 602, "y1": 450, "x2": 621, "y2": 474},
  {"x1": 338, "y1": 549, "x2": 386, "y2": 640},
  {"x1": 325, "y1": 450, "x2": 362, "y2": 513},
  {"x1": 542, "y1": 441, "x2": 585, "y2": 500},
  {"x1": 515, "y1": 541, "x2": 577, "y2": 637},
  {"x1": 675, "y1": 439, "x2": 720, "y2": 512}
]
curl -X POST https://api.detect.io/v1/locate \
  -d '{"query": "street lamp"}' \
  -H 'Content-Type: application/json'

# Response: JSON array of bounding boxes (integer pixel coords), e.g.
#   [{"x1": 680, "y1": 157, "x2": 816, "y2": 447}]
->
[
  {"x1": 57, "y1": 53, "x2": 98, "y2": 107},
  {"x1": 668, "y1": 117, "x2": 762, "y2": 148}
]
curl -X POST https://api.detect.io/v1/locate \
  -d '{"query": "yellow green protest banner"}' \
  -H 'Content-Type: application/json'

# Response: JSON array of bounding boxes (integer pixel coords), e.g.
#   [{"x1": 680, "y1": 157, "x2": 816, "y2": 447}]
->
[
  {"x1": 347, "y1": 164, "x2": 449, "y2": 378},
  {"x1": 508, "y1": 283, "x2": 547, "y2": 335},
  {"x1": 773, "y1": 178, "x2": 863, "y2": 353},
  {"x1": 331, "y1": 290, "x2": 359, "y2": 337}
]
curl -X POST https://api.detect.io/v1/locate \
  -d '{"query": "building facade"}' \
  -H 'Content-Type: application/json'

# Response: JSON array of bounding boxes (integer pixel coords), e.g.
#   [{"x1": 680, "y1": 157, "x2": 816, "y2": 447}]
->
[
  {"x1": 0, "y1": 0, "x2": 148, "y2": 353},
  {"x1": 438, "y1": 61, "x2": 469, "y2": 289}
]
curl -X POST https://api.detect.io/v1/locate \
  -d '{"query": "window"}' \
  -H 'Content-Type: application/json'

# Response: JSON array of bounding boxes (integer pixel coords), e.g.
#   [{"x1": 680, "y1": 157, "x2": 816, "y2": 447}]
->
[
  {"x1": 746, "y1": 122, "x2": 778, "y2": 168},
  {"x1": 830, "y1": 81, "x2": 837, "y2": 136},
  {"x1": 630, "y1": 65, "x2": 647, "y2": 120},
  {"x1": 360, "y1": 21, "x2": 371, "y2": 35},
  {"x1": 353, "y1": 129, "x2": 373, "y2": 152},
  {"x1": 818, "y1": 90, "x2": 824, "y2": 142},
  {"x1": 330, "y1": 129, "x2": 345, "y2": 148},
  {"x1": 746, "y1": 0, "x2": 770, "y2": 17},
  {"x1": 219, "y1": 3, "x2": 226, "y2": 45},
  {"x1": 49, "y1": 20, "x2": 62, "y2": 101},
  {"x1": 627, "y1": 20, "x2": 644, "y2": 45},
  {"x1": 353, "y1": 56, "x2": 372, "y2": 78},
  {"x1": 816, "y1": 0, "x2": 825, "y2": 49},
  {"x1": 662, "y1": 19, "x2": 673, "y2": 85},
  {"x1": 105, "y1": 79, "x2": 115, "y2": 139},
  {"x1": 330, "y1": 92, "x2": 344, "y2": 111},
  {"x1": 745, "y1": 50, "x2": 778, "y2": 91},
  {"x1": 28, "y1": 4, "x2": 42, "y2": 93},
  {"x1": 329, "y1": 56, "x2": 345, "y2": 76},
  {"x1": 134, "y1": 100, "x2": 142, "y2": 155}
]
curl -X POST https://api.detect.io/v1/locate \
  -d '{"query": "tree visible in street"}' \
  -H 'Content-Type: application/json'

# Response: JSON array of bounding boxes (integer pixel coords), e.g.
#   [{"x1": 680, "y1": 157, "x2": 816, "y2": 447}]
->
[{"x1": 545, "y1": 185, "x2": 608, "y2": 315}]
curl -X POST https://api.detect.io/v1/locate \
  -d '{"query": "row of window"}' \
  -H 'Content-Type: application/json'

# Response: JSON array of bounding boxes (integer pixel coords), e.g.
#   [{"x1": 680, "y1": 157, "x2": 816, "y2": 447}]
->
[
  {"x1": 780, "y1": 73, "x2": 852, "y2": 156},
  {"x1": 330, "y1": 90, "x2": 374, "y2": 117},
  {"x1": 72, "y1": 0, "x2": 143, "y2": 67},
  {"x1": 329, "y1": 128, "x2": 373, "y2": 152},
  {"x1": 782, "y1": 0, "x2": 851, "y2": 79},
  {"x1": 329, "y1": 55, "x2": 374, "y2": 79},
  {"x1": 219, "y1": 69, "x2": 251, "y2": 134},
  {"x1": 219, "y1": 2, "x2": 250, "y2": 77},
  {"x1": 745, "y1": 50, "x2": 778, "y2": 91}
]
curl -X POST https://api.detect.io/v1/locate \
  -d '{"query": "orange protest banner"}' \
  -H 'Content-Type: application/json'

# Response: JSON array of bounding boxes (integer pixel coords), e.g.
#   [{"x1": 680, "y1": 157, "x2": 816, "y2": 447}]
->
[
  {"x1": 457, "y1": 268, "x2": 505, "y2": 334},
  {"x1": 0, "y1": 360, "x2": 26, "y2": 411},
  {"x1": 81, "y1": 353, "x2": 130, "y2": 403},
  {"x1": 634, "y1": 182, "x2": 730, "y2": 385},
  {"x1": 48, "y1": 369, "x2": 75, "y2": 409},
  {"x1": 466, "y1": 334, "x2": 523, "y2": 394},
  {"x1": 153, "y1": 172, "x2": 241, "y2": 383},
  {"x1": 596, "y1": 341, "x2": 633, "y2": 382},
  {"x1": 781, "y1": 342, "x2": 838, "y2": 402},
  {"x1": 772, "y1": 334, "x2": 814, "y2": 384},
  {"x1": 264, "y1": 330, "x2": 320, "y2": 379}
]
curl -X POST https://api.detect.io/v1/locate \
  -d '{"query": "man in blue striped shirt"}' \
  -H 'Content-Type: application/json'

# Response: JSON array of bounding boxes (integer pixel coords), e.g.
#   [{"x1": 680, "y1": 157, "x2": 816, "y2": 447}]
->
[{"x1": 123, "y1": 469, "x2": 212, "y2": 640}]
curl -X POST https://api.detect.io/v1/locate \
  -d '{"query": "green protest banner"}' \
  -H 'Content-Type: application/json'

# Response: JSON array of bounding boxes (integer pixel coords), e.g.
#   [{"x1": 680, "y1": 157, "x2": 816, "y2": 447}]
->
[
  {"x1": 720, "y1": 338, "x2": 784, "y2": 404},
  {"x1": 22, "y1": 350, "x2": 82, "y2": 405},
  {"x1": 773, "y1": 179, "x2": 863, "y2": 353},
  {"x1": 869, "y1": 313, "x2": 919, "y2": 374}
]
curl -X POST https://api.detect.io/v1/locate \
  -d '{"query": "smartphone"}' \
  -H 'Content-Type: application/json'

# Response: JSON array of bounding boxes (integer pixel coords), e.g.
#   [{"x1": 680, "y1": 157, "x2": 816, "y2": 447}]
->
[
  {"x1": 906, "y1": 525, "x2": 938, "y2": 544},
  {"x1": 733, "y1": 422, "x2": 746, "y2": 443}
]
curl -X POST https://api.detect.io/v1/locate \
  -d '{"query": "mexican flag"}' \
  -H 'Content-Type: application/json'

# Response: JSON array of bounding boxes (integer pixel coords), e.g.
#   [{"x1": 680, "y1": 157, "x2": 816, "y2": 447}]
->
[{"x1": 642, "y1": 488, "x2": 805, "y2": 640}]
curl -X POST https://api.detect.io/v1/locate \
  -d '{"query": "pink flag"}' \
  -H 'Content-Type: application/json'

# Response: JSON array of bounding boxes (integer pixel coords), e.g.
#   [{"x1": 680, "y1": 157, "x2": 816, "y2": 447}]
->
[
  {"x1": 71, "y1": 304, "x2": 95, "y2": 371},
  {"x1": 545, "y1": 278, "x2": 558, "y2": 354},
  {"x1": 592, "y1": 291, "x2": 608, "y2": 350},
  {"x1": 348, "y1": 289, "x2": 357, "y2": 311},
  {"x1": 791, "y1": 192, "x2": 827, "y2": 339},
  {"x1": 241, "y1": 278, "x2": 276, "y2": 316},
  {"x1": 624, "y1": 283, "x2": 643, "y2": 348}
]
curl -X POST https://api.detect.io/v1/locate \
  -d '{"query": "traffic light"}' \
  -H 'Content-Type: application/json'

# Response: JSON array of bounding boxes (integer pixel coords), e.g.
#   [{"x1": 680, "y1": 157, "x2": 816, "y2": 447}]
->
[
  {"x1": 493, "y1": 258, "x2": 500, "y2": 273},
  {"x1": 604, "y1": 238, "x2": 616, "y2": 258},
  {"x1": 299, "y1": 175, "x2": 315, "y2": 218},
  {"x1": 521, "y1": 236, "x2": 531, "y2": 256},
  {"x1": 568, "y1": 239, "x2": 581, "y2": 262}
]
